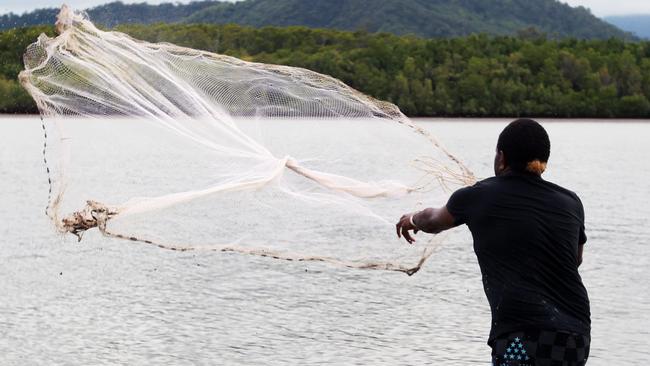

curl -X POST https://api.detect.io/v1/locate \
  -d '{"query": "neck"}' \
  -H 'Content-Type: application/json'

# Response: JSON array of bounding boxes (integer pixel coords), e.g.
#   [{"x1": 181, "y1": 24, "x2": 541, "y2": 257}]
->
[
  {"x1": 496, "y1": 167, "x2": 512, "y2": 177},
  {"x1": 505, "y1": 169, "x2": 543, "y2": 178}
]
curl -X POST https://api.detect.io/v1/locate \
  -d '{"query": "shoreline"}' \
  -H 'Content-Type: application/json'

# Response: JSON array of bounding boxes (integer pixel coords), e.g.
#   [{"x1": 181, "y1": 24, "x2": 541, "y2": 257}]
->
[
  {"x1": 1, "y1": 114, "x2": 648, "y2": 123},
  {"x1": 413, "y1": 117, "x2": 650, "y2": 123}
]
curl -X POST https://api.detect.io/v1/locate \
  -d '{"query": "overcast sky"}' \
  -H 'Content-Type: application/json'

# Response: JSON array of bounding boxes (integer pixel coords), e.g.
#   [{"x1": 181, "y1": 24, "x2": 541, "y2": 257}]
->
[
  {"x1": 0, "y1": 0, "x2": 236, "y2": 14},
  {"x1": 2, "y1": 0, "x2": 650, "y2": 17},
  {"x1": 562, "y1": 0, "x2": 650, "y2": 16}
]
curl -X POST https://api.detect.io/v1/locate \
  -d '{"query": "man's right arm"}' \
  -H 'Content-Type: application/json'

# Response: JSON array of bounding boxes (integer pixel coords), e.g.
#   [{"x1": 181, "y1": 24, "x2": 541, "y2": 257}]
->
[
  {"x1": 412, "y1": 206, "x2": 457, "y2": 234},
  {"x1": 396, "y1": 185, "x2": 474, "y2": 244},
  {"x1": 395, "y1": 206, "x2": 457, "y2": 244}
]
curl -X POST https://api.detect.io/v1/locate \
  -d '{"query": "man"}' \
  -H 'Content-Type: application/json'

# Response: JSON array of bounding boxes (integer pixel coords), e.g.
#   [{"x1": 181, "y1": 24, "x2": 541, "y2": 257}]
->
[{"x1": 396, "y1": 119, "x2": 590, "y2": 366}]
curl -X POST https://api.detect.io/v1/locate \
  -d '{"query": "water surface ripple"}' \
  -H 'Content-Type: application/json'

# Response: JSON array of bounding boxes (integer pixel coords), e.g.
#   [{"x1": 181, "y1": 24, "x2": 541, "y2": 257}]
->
[{"x1": 0, "y1": 118, "x2": 648, "y2": 365}]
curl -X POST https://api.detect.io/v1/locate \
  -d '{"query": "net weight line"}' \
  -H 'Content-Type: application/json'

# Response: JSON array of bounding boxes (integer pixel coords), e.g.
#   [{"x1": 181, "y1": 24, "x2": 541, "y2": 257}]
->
[
  {"x1": 60, "y1": 200, "x2": 436, "y2": 276},
  {"x1": 40, "y1": 115, "x2": 52, "y2": 217}
]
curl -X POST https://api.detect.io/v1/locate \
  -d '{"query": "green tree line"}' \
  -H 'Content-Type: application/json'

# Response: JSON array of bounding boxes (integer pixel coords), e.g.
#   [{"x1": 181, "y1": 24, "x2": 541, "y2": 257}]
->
[{"x1": 2, "y1": 23, "x2": 650, "y2": 117}]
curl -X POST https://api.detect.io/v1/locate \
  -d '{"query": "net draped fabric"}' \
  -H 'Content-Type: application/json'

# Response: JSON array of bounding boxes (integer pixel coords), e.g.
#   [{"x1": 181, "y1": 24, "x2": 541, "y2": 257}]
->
[{"x1": 19, "y1": 6, "x2": 475, "y2": 275}]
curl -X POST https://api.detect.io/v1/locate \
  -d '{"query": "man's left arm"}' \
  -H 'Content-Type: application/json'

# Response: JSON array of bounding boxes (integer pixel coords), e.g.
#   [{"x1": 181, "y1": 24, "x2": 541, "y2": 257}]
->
[
  {"x1": 577, "y1": 195, "x2": 587, "y2": 268},
  {"x1": 577, "y1": 244, "x2": 584, "y2": 267}
]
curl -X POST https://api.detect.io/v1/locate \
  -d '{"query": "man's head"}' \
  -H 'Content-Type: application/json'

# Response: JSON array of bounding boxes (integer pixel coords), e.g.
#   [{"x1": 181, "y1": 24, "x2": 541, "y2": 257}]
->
[{"x1": 494, "y1": 119, "x2": 550, "y2": 176}]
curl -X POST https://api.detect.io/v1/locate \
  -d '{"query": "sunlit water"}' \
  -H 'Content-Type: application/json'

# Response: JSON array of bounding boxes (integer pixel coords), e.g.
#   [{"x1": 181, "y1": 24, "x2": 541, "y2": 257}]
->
[{"x1": 0, "y1": 117, "x2": 648, "y2": 365}]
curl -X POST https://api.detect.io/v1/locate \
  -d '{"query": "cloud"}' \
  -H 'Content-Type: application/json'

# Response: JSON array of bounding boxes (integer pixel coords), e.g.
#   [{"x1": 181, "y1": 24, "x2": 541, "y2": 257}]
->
[{"x1": 562, "y1": 0, "x2": 650, "y2": 16}]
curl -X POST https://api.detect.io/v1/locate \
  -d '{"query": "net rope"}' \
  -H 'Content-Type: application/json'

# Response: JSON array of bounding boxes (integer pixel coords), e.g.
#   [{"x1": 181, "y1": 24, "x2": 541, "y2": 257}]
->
[{"x1": 20, "y1": 6, "x2": 475, "y2": 275}]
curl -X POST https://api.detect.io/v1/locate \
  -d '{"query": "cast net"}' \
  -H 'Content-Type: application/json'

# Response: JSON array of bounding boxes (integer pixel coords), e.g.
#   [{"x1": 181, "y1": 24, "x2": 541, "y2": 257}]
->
[{"x1": 19, "y1": 6, "x2": 475, "y2": 275}]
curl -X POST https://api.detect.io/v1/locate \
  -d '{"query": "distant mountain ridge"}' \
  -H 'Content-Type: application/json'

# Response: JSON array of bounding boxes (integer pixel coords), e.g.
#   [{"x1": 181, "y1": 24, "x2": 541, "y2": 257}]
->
[
  {"x1": 0, "y1": 0, "x2": 633, "y2": 39},
  {"x1": 605, "y1": 15, "x2": 650, "y2": 39},
  {"x1": 0, "y1": 1, "x2": 217, "y2": 29}
]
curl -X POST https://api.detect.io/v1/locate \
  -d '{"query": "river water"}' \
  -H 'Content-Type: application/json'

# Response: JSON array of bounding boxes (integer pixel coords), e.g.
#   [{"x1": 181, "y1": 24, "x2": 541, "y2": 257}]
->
[{"x1": 0, "y1": 117, "x2": 648, "y2": 365}]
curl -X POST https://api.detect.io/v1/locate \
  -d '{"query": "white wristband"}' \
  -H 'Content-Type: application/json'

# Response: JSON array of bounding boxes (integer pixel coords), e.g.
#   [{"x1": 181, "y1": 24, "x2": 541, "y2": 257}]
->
[{"x1": 409, "y1": 214, "x2": 418, "y2": 229}]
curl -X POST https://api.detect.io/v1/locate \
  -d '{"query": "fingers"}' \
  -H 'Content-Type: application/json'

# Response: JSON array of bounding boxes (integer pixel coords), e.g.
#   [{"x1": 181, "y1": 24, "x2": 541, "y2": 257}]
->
[
  {"x1": 396, "y1": 214, "x2": 418, "y2": 243},
  {"x1": 396, "y1": 215, "x2": 409, "y2": 238},
  {"x1": 402, "y1": 227, "x2": 416, "y2": 244},
  {"x1": 395, "y1": 215, "x2": 420, "y2": 244}
]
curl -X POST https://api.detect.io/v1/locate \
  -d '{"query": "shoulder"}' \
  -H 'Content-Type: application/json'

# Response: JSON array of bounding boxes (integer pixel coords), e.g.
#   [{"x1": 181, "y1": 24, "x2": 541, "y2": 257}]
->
[
  {"x1": 465, "y1": 176, "x2": 500, "y2": 191},
  {"x1": 448, "y1": 176, "x2": 497, "y2": 203},
  {"x1": 446, "y1": 177, "x2": 499, "y2": 225},
  {"x1": 457, "y1": 176, "x2": 500, "y2": 194}
]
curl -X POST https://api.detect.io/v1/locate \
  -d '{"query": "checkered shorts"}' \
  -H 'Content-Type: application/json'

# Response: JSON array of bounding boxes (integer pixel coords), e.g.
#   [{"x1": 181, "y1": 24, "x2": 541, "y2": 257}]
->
[{"x1": 491, "y1": 330, "x2": 590, "y2": 366}]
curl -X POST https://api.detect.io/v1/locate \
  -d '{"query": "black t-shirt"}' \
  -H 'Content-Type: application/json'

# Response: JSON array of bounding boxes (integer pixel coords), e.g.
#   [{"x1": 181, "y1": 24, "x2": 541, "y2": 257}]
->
[{"x1": 446, "y1": 171, "x2": 591, "y2": 343}]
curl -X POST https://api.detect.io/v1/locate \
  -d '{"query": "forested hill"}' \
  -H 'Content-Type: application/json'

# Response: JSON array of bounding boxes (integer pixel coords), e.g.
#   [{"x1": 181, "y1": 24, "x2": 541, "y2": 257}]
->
[
  {"x1": 0, "y1": 0, "x2": 632, "y2": 39},
  {"x1": 0, "y1": 1, "x2": 217, "y2": 29},
  {"x1": 184, "y1": 0, "x2": 630, "y2": 39}
]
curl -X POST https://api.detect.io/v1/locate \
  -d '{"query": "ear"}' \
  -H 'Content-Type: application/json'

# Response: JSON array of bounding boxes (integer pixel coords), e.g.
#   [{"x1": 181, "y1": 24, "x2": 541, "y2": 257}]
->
[
  {"x1": 497, "y1": 150, "x2": 506, "y2": 170},
  {"x1": 494, "y1": 150, "x2": 507, "y2": 176}
]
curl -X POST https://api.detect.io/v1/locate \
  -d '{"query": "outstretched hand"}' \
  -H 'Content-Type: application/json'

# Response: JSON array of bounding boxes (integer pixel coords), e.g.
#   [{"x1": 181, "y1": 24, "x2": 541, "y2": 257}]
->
[{"x1": 396, "y1": 212, "x2": 419, "y2": 244}]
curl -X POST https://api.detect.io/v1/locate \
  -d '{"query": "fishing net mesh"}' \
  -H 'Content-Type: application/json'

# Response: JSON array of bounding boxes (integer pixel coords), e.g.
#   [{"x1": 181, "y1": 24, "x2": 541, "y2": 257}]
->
[{"x1": 19, "y1": 6, "x2": 475, "y2": 275}]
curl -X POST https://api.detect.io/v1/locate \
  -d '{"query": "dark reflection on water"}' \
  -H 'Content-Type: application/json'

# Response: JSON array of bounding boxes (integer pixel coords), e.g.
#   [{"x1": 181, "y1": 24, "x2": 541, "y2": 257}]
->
[{"x1": 0, "y1": 118, "x2": 648, "y2": 365}]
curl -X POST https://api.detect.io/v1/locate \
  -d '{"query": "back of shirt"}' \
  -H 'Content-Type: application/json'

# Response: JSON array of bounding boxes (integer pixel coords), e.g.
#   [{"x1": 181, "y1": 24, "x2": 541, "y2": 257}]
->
[{"x1": 446, "y1": 171, "x2": 591, "y2": 343}]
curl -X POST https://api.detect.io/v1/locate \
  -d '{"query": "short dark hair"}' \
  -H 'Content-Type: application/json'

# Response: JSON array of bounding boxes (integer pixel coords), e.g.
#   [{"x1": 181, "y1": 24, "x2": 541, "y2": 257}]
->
[{"x1": 497, "y1": 119, "x2": 550, "y2": 172}]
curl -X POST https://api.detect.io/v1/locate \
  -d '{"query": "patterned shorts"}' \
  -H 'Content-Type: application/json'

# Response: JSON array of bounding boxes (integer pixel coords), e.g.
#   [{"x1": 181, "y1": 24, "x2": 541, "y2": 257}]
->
[{"x1": 491, "y1": 330, "x2": 590, "y2": 366}]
